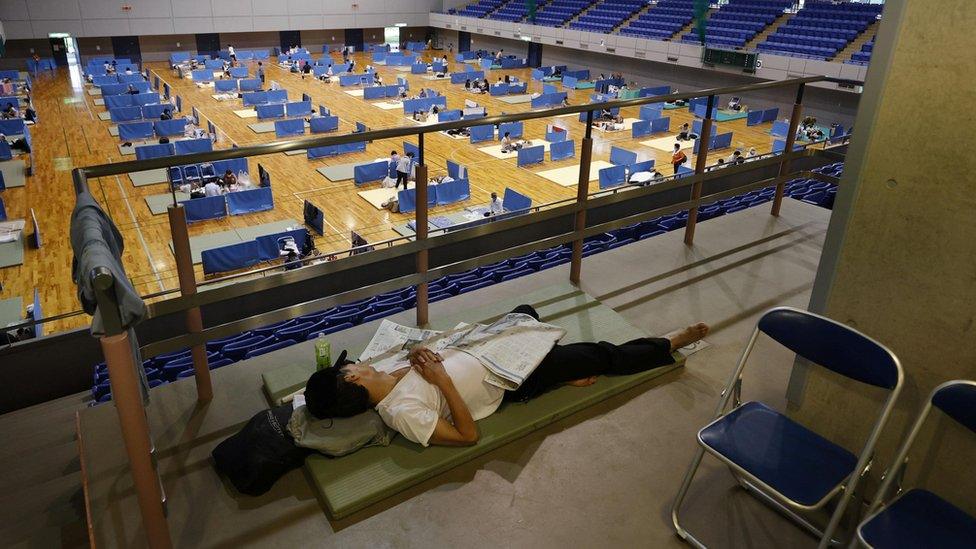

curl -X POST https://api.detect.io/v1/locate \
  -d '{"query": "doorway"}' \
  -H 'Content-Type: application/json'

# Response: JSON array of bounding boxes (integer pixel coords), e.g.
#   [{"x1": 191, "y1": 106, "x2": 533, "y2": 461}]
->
[
  {"x1": 384, "y1": 27, "x2": 400, "y2": 50},
  {"x1": 48, "y1": 34, "x2": 70, "y2": 66}
]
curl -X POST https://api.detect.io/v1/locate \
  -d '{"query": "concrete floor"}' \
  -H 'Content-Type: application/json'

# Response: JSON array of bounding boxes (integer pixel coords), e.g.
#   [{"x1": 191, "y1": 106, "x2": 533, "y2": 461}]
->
[{"x1": 79, "y1": 198, "x2": 832, "y2": 548}]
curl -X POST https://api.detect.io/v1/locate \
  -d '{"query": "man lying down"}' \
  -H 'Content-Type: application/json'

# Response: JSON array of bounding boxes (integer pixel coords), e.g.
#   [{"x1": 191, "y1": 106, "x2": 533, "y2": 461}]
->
[{"x1": 304, "y1": 304, "x2": 709, "y2": 447}]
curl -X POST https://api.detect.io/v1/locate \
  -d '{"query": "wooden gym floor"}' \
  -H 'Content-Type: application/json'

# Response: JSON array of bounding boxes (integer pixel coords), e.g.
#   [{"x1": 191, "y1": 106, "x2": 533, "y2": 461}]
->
[{"x1": 1, "y1": 51, "x2": 793, "y2": 333}]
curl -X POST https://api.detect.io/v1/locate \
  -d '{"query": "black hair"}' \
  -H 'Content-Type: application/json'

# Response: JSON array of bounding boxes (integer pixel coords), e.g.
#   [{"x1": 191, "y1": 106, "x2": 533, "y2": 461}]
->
[{"x1": 304, "y1": 367, "x2": 370, "y2": 419}]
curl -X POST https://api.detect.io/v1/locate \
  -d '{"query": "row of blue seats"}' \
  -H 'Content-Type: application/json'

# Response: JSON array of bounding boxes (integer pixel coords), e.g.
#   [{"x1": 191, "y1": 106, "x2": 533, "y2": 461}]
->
[
  {"x1": 757, "y1": 42, "x2": 838, "y2": 59},
  {"x1": 91, "y1": 163, "x2": 846, "y2": 402}
]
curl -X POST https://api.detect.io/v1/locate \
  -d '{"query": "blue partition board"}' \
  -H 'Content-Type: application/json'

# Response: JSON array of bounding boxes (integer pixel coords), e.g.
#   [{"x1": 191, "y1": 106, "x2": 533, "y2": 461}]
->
[
  {"x1": 135, "y1": 143, "x2": 175, "y2": 160},
  {"x1": 640, "y1": 85, "x2": 671, "y2": 98},
  {"x1": 118, "y1": 121, "x2": 155, "y2": 141},
  {"x1": 104, "y1": 94, "x2": 133, "y2": 108},
  {"x1": 191, "y1": 70, "x2": 213, "y2": 82},
  {"x1": 243, "y1": 92, "x2": 268, "y2": 106},
  {"x1": 338, "y1": 141, "x2": 366, "y2": 154},
  {"x1": 201, "y1": 241, "x2": 261, "y2": 275},
  {"x1": 610, "y1": 146, "x2": 638, "y2": 166},
  {"x1": 771, "y1": 119, "x2": 790, "y2": 137},
  {"x1": 746, "y1": 110, "x2": 765, "y2": 126},
  {"x1": 631, "y1": 120, "x2": 652, "y2": 138},
  {"x1": 131, "y1": 93, "x2": 159, "y2": 106},
  {"x1": 397, "y1": 188, "x2": 417, "y2": 213},
  {"x1": 649, "y1": 117, "x2": 671, "y2": 134},
  {"x1": 181, "y1": 195, "x2": 227, "y2": 223},
  {"x1": 598, "y1": 165, "x2": 627, "y2": 189},
  {"x1": 403, "y1": 141, "x2": 419, "y2": 158},
  {"x1": 339, "y1": 73, "x2": 374, "y2": 86},
  {"x1": 502, "y1": 188, "x2": 531, "y2": 213},
  {"x1": 545, "y1": 129, "x2": 568, "y2": 142},
  {"x1": 446, "y1": 160, "x2": 466, "y2": 180},
  {"x1": 469, "y1": 124, "x2": 494, "y2": 143},
  {"x1": 285, "y1": 101, "x2": 312, "y2": 117},
  {"x1": 256, "y1": 229, "x2": 308, "y2": 261},
  {"x1": 639, "y1": 104, "x2": 663, "y2": 121},
  {"x1": 93, "y1": 75, "x2": 118, "y2": 87},
  {"x1": 353, "y1": 161, "x2": 390, "y2": 186},
  {"x1": 692, "y1": 119, "x2": 720, "y2": 137},
  {"x1": 274, "y1": 118, "x2": 305, "y2": 138},
  {"x1": 432, "y1": 62, "x2": 445, "y2": 72},
  {"x1": 498, "y1": 121, "x2": 523, "y2": 139},
  {"x1": 500, "y1": 58, "x2": 523, "y2": 69},
  {"x1": 163, "y1": 83, "x2": 171, "y2": 99},
  {"x1": 110, "y1": 106, "x2": 143, "y2": 122},
  {"x1": 143, "y1": 104, "x2": 170, "y2": 119},
  {"x1": 118, "y1": 74, "x2": 143, "y2": 84},
  {"x1": 318, "y1": 105, "x2": 330, "y2": 116},
  {"x1": 509, "y1": 83, "x2": 527, "y2": 94},
  {"x1": 543, "y1": 84, "x2": 558, "y2": 95},
  {"x1": 170, "y1": 52, "x2": 191, "y2": 64},
  {"x1": 363, "y1": 86, "x2": 386, "y2": 100},
  {"x1": 480, "y1": 59, "x2": 492, "y2": 71},
  {"x1": 372, "y1": 51, "x2": 387, "y2": 62},
  {"x1": 309, "y1": 116, "x2": 339, "y2": 133},
  {"x1": 101, "y1": 83, "x2": 129, "y2": 96},
  {"x1": 693, "y1": 132, "x2": 734, "y2": 154},
  {"x1": 436, "y1": 178, "x2": 470, "y2": 205},
  {"x1": 402, "y1": 96, "x2": 447, "y2": 114},
  {"x1": 549, "y1": 139, "x2": 575, "y2": 161},
  {"x1": 227, "y1": 187, "x2": 274, "y2": 215},
  {"x1": 154, "y1": 119, "x2": 188, "y2": 137},
  {"x1": 211, "y1": 158, "x2": 248, "y2": 176},
  {"x1": 266, "y1": 90, "x2": 288, "y2": 103},
  {"x1": 313, "y1": 66, "x2": 330, "y2": 77},
  {"x1": 772, "y1": 139, "x2": 805, "y2": 153},
  {"x1": 229, "y1": 67, "x2": 248, "y2": 78},
  {"x1": 239, "y1": 79, "x2": 262, "y2": 91},
  {"x1": 438, "y1": 109, "x2": 462, "y2": 122},
  {"x1": 0, "y1": 141, "x2": 12, "y2": 162},
  {"x1": 411, "y1": 64, "x2": 427, "y2": 74},
  {"x1": 205, "y1": 59, "x2": 223, "y2": 69},
  {"x1": 531, "y1": 69, "x2": 545, "y2": 81},
  {"x1": 693, "y1": 102, "x2": 718, "y2": 120},
  {"x1": 215, "y1": 80, "x2": 238, "y2": 92},
  {"x1": 174, "y1": 138, "x2": 212, "y2": 155},
  {"x1": 489, "y1": 84, "x2": 508, "y2": 96},
  {"x1": 0, "y1": 118, "x2": 25, "y2": 136},
  {"x1": 630, "y1": 160, "x2": 655, "y2": 174},
  {"x1": 517, "y1": 145, "x2": 545, "y2": 167},
  {"x1": 762, "y1": 107, "x2": 779, "y2": 123},
  {"x1": 562, "y1": 76, "x2": 578, "y2": 89}
]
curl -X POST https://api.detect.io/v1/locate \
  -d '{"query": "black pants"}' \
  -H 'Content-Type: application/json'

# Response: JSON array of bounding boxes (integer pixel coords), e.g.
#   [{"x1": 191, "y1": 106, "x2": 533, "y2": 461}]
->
[
  {"x1": 395, "y1": 171, "x2": 409, "y2": 189},
  {"x1": 504, "y1": 305, "x2": 674, "y2": 402}
]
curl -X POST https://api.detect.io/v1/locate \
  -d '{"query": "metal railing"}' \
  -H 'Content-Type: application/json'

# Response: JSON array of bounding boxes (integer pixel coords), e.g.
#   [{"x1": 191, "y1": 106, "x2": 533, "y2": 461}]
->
[{"x1": 71, "y1": 74, "x2": 855, "y2": 548}]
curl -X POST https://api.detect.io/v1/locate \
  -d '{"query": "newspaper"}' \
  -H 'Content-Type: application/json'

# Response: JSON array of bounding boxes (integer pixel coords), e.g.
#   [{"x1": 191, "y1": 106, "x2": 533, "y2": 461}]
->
[{"x1": 359, "y1": 314, "x2": 566, "y2": 390}]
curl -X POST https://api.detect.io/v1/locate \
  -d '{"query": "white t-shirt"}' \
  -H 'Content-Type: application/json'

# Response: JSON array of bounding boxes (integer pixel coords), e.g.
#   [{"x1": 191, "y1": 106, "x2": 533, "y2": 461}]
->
[
  {"x1": 204, "y1": 181, "x2": 221, "y2": 197},
  {"x1": 228, "y1": 46, "x2": 235, "y2": 56},
  {"x1": 375, "y1": 349, "x2": 504, "y2": 446},
  {"x1": 396, "y1": 156, "x2": 412, "y2": 173}
]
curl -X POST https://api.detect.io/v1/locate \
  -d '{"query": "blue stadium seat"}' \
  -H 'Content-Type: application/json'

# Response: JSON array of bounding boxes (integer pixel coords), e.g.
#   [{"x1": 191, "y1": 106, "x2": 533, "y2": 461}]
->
[
  {"x1": 244, "y1": 340, "x2": 294, "y2": 359},
  {"x1": 306, "y1": 322, "x2": 354, "y2": 339},
  {"x1": 275, "y1": 321, "x2": 316, "y2": 343},
  {"x1": 206, "y1": 332, "x2": 253, "y2": 353},
  {"x1": 362, "y1": 306, "x2": 406, "y2": 323},
  {"x1": 251, "y1": 319, "x2": 297, "y2": 338},
  {"x1": 221, "y1": 335, "x2": 276, "y2": 361},
  {"x1": 209, "y1": 358, "x2": 234, "y2": 369}
]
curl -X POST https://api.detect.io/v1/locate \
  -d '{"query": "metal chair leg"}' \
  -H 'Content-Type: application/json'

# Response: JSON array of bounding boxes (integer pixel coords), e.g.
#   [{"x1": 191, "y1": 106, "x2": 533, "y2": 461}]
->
[{"x1": 671, "y1": 446, "x2": 709, "y2": 549}]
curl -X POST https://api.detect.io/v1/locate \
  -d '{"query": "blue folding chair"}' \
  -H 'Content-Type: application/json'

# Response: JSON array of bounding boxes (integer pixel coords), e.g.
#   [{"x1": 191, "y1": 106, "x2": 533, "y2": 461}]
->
[
  {"x1": 855, "y1": 380, "x2": 976, "y2": 548},
  {"x1": 672, "y1": 307, "x2": 904, "y2": 548}
]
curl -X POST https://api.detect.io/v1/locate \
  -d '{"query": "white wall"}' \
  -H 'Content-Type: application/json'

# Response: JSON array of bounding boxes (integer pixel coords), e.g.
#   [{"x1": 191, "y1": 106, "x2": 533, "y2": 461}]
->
[{"x1": 0, "y1": 0, "x2": 439, "y2": 38}]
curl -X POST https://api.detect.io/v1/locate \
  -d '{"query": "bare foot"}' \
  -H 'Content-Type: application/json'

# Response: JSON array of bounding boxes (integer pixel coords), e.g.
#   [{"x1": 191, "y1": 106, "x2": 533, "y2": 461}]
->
[
  {"x1": 667, "y1": 323, "x2": 710, "y2": 351},
  {"x1": 566, "y1": 376, "x2": 598, "y2": 387}
]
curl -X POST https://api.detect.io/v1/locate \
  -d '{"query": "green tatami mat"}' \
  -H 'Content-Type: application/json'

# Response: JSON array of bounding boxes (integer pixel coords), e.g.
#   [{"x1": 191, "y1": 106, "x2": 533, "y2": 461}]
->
[
  {"x1": 261, "y1": 283, "x2": 684, "y2": 518},
  {"x1": 0, "y1": 159, "x2": 27, "y2": 188},
  {"x1": 129, "y1": 168, "x2": 168, "y2": 186},
  {"x1": 0, "y1": 296, "x2": 23, "y2": 326}
]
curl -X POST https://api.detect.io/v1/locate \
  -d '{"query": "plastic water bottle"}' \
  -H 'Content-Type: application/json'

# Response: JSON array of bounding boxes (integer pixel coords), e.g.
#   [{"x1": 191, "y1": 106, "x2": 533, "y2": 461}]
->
[{"x1": 314, "y1": 333, "x2": 331, "y2": 371}]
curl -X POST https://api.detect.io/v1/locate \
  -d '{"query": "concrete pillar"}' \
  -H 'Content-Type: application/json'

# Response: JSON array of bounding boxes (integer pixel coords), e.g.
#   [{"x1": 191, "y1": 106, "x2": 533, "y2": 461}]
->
[{"x1": 792, "y1": 0, "x2": 976, "y2": 513}]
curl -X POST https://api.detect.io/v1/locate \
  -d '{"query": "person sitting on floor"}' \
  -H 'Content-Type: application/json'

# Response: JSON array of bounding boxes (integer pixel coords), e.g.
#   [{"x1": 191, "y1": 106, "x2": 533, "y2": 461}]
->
[
  {"x1": 303, "y1": 305, "x2": 709, "y2": 447},
  {"x1": 159, "y1": 108, "x2": 173, "y2": 121},
  {"x1": 500, "y1": 131, "x2": 522, "y2": 153},
  {"x1": 464, "y1": 78, "x2": 472, "y2": 91},
  {"x1": 126, "y1": 85, "x2": 140, "y2": 95},
  {"x1": 222, "y1": 170, "x2": 237, "y2": 187},
  {"x1": 2, "y1": 103, "x2": 18, "y2": 119},
  {"x1": 301, "y1": 61, "x2": 313, "y2": 79},
  {"x1": 486, "y1": 191, "x2": 504, "y2": 217},
  {"x1": 677, "y1": 123, "x2": 697, "y2": 141}
]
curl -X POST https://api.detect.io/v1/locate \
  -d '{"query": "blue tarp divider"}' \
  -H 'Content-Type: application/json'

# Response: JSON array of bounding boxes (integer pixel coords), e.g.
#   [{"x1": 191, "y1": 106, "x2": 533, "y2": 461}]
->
[
  {"x1": 469, "y1": 124, "x2": 494, "y2": 143},
  {"x1": 639, "y1": 85, "x2": 671, "y2": 98},
  {"x1": 229, "y1": 67, "x2": 248, "y2": 78},
  {"x1": 598, "y1": 165, "x2": 627, "y2": 189},
  {"x1": 0, "y1": 119, "x2": 24, "y2": 135},
  {"x1": 101, "y1": 84, "x2": 128, "y2": 96},
  {"x1": 211, "y1": 158, "x2": 248, "y2": 176},
  {"x1": 285, "y1": 101, "x2": 312, "y2": 117},
  {"x1": 104, "y1": 95, "x2": 133, "y2": 108},
  {"x1": 92, "y1": 75, "x2": 117, "y2": 87},
  {"x1": 650, "y1": 117, "x2": 671, "y2": 134},
  {"x1": 498, "y1": 121, "x2": 523, "y2": 139},
  {"x1": 205, "y1": 59, "x2": 223, "y2": 69},
  {"x1": 401, "y1": 96, "x2": 446, "y2": 114},
  {"x1": 255, "y1": 229, "x2": 308, "y2": 261},
  {"x1": 502, "y1": 188, "x2": 531, "y2": 213},
  {"x1": 610, "y1": 146, "x2": 638, "y2": 166},
  {"x1": 403, "y1": 141, "x2": 419, "y2": 158},
  {"x1": 746, "y1": 110, "x2": 764, "y2": 126},
  {"x1": 339, "y1": 73, "x2": 374, "y2": 86},
  {"x1": 257, "y1": 104, "x2": 284, "y2": 120},
  {"x1": 191, "y1": 70, "x2": 213, "y2": 82},
  {"x1": 117, "y1": 74, "x2": 143, "y2": 84},
  {"x1": 243, "y1": 92, "x2": 268, "y2": 106},
  {"x1": 118, "y1": 121, "x2": 155, "y2": 141},
  {"x1": 372, "y1": 51, "x2": 387, "y2": 62},
  {"x1": 772, "y1": 139, "x2": 805, "y2": 153},
  {"x1": 397, "y1": 187, "x2": 436, "y2": 214},
  {"x1": 274, "y1": 118, "x2": 305, "y2": 138},
  {"x1": 446, "y1": 160, "x2": 467, "y2": 180},
  {"x1": 692, "y1": 119, "x2": 718, "y2": 136},
  {"x1": 530, "y1": 92, "x2": 567, "y2": 109},
  {"x1": 353, "y1": 161, "x2": 390, "y2": 186},
  {"x1": 135, "y1": 143, "x2": 175, "y2": 160},
  {"x1": 693, "y1": 101, "x2": 718, "y2": 120},
  {"x1": 181, "y1": 195, "x2": 227, "y2": 222},
  {"x1": 451, "y1": 70, "x2": 483, "y2": 84},
  {"x1": 174, "y1": 138, "x2": 212, "y2": 155},
  {"x1": 154, "y1": 118, "x2": 188, "y2": 137},
  {"x1": 438, "y1": 109, "x2": 461, "y2": 122},
  {"x1": 517, "y1": 145, "x2": 545, "y2": 167},
  {"x1": 531, "y1": 68, "x2": 545, "y2": 81},
  {"x1": 132, "y1": 92, "x2": 160, "y2": 106},
  {"x1": 110, "y1": 107, "x2": 143, "y2": 122},
  {"x1": 239, "y1": 79, "x2": 262, "y2": 91},
  {"x1": 215, "y1": 80, "x2": 238, "y2": 92},
  {"x1": 543, "y1": 84, "x2": 558, "y2": 95},
  {"x1": 436, "y1": 178, "x2": 470, "y2": 205},
  {"x1": 201, "y1": 241, "x2": 261, "y2": 275},
  {"x1": 562, "y1": 75, "x2": 578, "y2": 89},
  {"x1": 309, "y1": 116, "x2": 339, "y2": 133},
  {"x1": 480, "y1": 58, "x2": 493, "y2": 71},
  {"x1": 549, "y1": 139, "x2": 575, "y2": 161},
  {"x1": 631, "y1": 120, "x2": 651, "y2": 138},
  {"x1": 170, "y1": 52, "x2": 191, "y2": 64},
  {"x1": 227, "y1": 187, "x2": 274, "y2": 215},
  {"x1": 266, "y1": 90, "x2": 288, "y2": 103},
  {"x1": 762, "y1": 107, "x2": 779, "y2": 123},
  {"x1": 693, "y1": 131, "x2": 734, "y2": 154},
  {"x1": 629, "y1": 160, "x2": 655, "y2": 174},
  {"x1": 771, "y1": 119, "x2": 790, "y2": 137},
  {"x1": 639, "y1": 104, "x2": 663, "y2": 120},
  {"x1": 142, "y1": 104, "x2": 170, "y2": 119},
  {"x1": 411, "y1": 64, "x2": 427, "y2": 74}
]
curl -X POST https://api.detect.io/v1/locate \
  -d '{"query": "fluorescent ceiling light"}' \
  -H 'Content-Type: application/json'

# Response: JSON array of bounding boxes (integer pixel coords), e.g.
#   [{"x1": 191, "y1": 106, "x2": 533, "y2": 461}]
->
[
  {"x1": 520, "y1": 35, "x2": 532, "y2": 41},
  {"x1": 395, "y1": 22, "x2": 407, "y2": 27}
]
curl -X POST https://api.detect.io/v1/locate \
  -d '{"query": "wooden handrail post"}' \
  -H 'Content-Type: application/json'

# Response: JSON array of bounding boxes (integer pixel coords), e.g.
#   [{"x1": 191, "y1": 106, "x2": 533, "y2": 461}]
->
[
  {"x1": 570, "y1": 109, "x2": 594, "y2": 285},
  {"x1": 100, "y1": 332, "x2": 173, "y2": 549},
  {"x1": 167, "y1": 204, "x2": 212, "y2": 402},
  {"x1": 415, "y1": 133, "x2": 429, "y2": 327},
  {"x1": 772, "y1": 83, "x2": 806, "y2": 217},
  {"x1": 684, "y1": 95, "x2": 715, "y2": 246}
]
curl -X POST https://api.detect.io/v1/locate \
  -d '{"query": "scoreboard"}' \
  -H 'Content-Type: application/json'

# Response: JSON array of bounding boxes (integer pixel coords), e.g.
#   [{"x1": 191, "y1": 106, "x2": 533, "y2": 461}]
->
[{"x1": 702, "y1": 47, "x2": 759, "y2": 72}]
